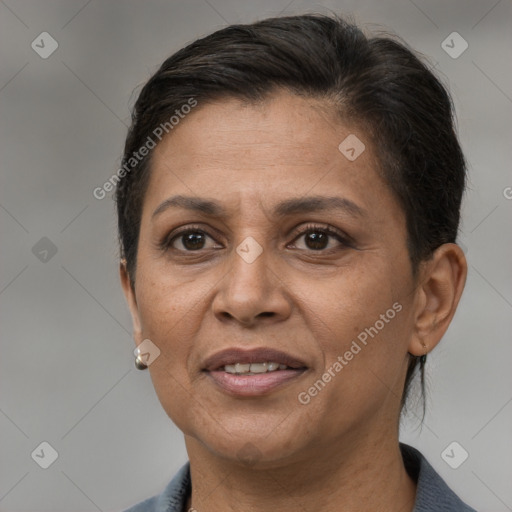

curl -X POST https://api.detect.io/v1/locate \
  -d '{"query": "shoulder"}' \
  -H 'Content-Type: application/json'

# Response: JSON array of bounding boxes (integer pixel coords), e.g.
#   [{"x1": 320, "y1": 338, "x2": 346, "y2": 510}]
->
[
  {"x1": 400, "y1": 443, "x2": 477, "y2": 512},
  {"x1": 122, "y1": 462, "x2": 191, "y2": 512}
]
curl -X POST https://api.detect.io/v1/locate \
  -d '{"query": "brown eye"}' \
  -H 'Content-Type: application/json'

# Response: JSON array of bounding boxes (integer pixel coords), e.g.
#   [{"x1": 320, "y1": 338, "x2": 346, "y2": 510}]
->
[
  {"x1": 179, "y1": 232, "x2": 207, "y2": 250},
  {"x1": 162, "y1": 229, "x2": 220, "y2": 252},
  {"x1": 290, "y1": 225, "x2": 348, "y2": 252},
  {"x1": 303, "y1": 231, "x2": 329, "y2": 250}
]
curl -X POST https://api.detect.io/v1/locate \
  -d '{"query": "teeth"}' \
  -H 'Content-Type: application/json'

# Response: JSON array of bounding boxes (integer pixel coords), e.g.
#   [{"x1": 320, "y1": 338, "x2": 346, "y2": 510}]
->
[
  {"x1": 250, "y1": 363, "x2": 270, "y2": 374},
  {"x1": 223, "y1": 362, "x2": 287, "y2": 374}
]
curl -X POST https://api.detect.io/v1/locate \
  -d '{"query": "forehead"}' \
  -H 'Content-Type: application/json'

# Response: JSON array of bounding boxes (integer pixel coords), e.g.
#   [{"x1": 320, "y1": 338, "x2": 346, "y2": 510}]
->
[
  {"x1": 143, "y1": 91, "x2": 394, "y2": 220},
  {"x1": 154, "y1": 94, "x2": 355, "y2": 162}
]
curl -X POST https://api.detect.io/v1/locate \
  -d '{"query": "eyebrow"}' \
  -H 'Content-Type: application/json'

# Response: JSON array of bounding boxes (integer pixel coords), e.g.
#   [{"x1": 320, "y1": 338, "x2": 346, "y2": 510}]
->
[{"x1": 151, "y1": 194, "x2": 366, "y2": 219}]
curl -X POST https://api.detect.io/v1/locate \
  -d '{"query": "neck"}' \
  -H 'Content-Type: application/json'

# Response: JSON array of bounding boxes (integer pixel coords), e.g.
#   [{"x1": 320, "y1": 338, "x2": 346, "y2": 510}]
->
[{"x1": 183, "y1": 432, "x2": 416, "y2": 512}]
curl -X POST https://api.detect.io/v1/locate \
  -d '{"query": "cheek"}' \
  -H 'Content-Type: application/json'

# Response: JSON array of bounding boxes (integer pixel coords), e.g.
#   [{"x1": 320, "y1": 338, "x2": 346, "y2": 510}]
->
[
  {"x1": 134, "y1": 267, "x2": 204, "y2": 381},
  {"x1": 135, "y1": 245, "x2": 210, "y2": 329},
  {"x1": 134, "y1": 273, "x2": 205, "y2": 431},
  {"x1": 297, "y1": 261, "x2": 410, "y2": 409},
  {"x1": 303, "y1": 262, "x2": 398, "y2": 344}
]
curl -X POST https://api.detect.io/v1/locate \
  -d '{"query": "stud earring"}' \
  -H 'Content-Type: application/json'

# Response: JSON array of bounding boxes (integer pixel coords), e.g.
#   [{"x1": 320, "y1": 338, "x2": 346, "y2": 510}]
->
[
  {"x1": 134, "y1": 350, "x2": 148, "y2": 370},
  {"x1": 419, "y1": 341, "x2": 428, "y2": 365}
]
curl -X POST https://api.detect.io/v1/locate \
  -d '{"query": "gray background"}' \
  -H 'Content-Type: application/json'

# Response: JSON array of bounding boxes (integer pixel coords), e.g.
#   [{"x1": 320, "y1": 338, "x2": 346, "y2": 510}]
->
[{"x1": 0, "y1": 0, "x2": 511, "y2": 510}]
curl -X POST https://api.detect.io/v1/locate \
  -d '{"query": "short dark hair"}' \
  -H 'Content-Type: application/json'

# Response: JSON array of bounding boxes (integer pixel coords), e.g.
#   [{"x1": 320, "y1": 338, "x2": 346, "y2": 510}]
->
[{"x1": 115, "y1": 13, "x2": 466, "y2": 415}]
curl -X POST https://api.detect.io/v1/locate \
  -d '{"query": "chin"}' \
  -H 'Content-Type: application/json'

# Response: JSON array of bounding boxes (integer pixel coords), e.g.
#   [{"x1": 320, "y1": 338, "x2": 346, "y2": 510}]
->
[{"x1": 184, "y1": 413, "x2": 310, "y2": 466}]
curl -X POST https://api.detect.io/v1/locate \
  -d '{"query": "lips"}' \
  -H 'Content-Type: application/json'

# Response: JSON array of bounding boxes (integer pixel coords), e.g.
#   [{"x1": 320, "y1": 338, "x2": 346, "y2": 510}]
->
[
  {"x1": 202, "y1": 347, "x2": 308, "y2": 372},
  {"x1": 202, "y1": 347, "x2": 309, "y2": 397}
]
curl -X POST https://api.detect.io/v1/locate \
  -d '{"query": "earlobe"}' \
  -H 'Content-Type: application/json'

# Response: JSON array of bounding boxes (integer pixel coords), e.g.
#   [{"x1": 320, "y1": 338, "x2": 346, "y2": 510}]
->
[
  {"x1": 408, "y1": 243, "x2": 467, "y2": 357},
  {"x1": 119, "y1": 259, "x2": 143, "y2": 339}
]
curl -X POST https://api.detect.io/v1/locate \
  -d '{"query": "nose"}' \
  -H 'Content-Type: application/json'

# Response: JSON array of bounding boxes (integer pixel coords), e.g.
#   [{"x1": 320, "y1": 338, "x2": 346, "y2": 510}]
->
[{"x1": 212, "y1": 239, "x2": 292, "y2": 327}]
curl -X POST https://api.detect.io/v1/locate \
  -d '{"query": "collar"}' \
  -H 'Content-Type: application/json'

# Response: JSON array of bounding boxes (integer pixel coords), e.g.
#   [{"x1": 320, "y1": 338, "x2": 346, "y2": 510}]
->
[{"x1": 128, "y1": 443, "x2": 476, "y2": 511}]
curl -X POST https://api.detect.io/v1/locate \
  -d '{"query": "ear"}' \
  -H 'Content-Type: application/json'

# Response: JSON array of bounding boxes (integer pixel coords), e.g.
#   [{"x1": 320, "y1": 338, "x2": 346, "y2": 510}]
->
[
  {"x1": 408, "y1": 243, "x2": 467, "y2": 357},
  {"x1": 120, "y1": 259, "x2": 143, "y2": 342}
]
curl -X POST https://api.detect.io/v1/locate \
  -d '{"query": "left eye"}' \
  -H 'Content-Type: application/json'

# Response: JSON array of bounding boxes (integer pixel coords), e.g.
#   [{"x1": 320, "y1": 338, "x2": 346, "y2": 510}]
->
[{"x1": 290, "y1": 226, "x2": 347, "y2": 251}]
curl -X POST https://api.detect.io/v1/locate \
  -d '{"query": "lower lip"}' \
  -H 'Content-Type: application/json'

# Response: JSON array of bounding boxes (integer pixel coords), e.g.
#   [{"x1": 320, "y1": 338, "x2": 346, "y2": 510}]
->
[{"x1": 205, "y1": 369, "x2": 307, "y2": 396}]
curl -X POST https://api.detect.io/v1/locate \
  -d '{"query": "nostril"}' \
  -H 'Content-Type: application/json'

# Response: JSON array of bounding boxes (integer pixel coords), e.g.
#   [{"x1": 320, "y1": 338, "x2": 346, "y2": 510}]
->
[{"x1": 217, "y1": 311, "x2": 274, "y2": 324}]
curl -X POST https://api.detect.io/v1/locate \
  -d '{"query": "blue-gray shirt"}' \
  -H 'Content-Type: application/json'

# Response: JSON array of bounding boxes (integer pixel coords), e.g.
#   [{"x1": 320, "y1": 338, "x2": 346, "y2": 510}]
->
[{"x1": 124, "y1": 443, "x2": 477, "y2": 511}]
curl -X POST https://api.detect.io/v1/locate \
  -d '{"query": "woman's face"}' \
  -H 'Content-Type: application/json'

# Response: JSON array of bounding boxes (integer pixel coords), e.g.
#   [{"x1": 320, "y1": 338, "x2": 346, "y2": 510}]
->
[{"x1": 122, "y1": 91, "x2": 423, "y2": 466}]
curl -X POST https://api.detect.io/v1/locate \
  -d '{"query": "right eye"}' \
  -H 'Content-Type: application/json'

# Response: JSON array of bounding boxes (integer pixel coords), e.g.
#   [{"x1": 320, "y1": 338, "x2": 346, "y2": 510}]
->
[{"x1": 161, "y1": 227, "x2": 222, "y2": 252}]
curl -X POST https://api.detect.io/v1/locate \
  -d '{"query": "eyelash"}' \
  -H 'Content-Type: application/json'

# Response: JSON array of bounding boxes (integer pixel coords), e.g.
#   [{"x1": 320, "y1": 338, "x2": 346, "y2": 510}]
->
[{"x1": 159, "y1": 223, "x2": 351, "y2": 254}]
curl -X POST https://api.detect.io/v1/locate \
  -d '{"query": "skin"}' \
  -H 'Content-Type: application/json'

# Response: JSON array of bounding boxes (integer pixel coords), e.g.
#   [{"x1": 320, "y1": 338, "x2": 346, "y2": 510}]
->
[{"x1": 120, "y1": 90, "x2": 467, "y2": 512}]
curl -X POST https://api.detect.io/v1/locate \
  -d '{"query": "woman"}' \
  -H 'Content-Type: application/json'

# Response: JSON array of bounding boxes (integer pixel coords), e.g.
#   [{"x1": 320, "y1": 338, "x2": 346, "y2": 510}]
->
[{"x1": 117, "y1": 13, "x2": 476, "y2": 512}]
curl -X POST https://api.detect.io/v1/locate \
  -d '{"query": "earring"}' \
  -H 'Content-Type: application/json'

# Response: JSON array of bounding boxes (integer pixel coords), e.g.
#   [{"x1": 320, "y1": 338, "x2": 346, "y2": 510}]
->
[
  {"x1": 134, "y1": 351, "x2": 148, "y2": 370},
  {"x1": 419, "y1": 341, "x2": 428, "y2": 365}
]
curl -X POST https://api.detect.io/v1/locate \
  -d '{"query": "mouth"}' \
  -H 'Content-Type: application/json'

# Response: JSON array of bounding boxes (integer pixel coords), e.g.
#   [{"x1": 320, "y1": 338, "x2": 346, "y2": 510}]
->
[{"x1": 202, "y1": 347, "x2": 308, "y2": 397}]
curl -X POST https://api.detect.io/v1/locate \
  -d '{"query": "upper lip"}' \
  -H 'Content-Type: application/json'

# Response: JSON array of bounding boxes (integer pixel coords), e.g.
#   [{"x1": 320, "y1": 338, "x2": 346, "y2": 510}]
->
[{"x1": 202, "y1": 348, "x2": 308, "y2": 371}]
